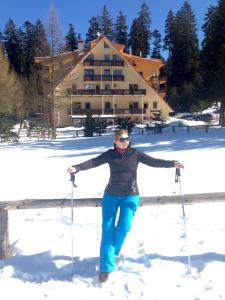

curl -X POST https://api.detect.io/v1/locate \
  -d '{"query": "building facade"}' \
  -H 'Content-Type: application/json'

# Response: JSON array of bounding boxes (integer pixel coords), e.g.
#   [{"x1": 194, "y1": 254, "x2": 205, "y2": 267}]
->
[{"x1": 35, "y1": 36, "x2": 173, "y2": 127}]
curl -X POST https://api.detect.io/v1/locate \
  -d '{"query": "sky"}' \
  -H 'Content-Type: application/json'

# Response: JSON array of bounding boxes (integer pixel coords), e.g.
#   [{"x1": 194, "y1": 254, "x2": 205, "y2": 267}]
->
[
  {"x1": 1, "y1": 122, "x2": 225, "y2": 299},
  {"x1": 0, "y1": 0, "x2": 218, "y2": 48}
]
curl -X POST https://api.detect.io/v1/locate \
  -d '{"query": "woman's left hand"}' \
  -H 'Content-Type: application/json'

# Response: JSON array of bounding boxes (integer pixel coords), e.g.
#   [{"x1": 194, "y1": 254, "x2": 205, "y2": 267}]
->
[{"x1": 174, "y1": 161, "x2": 184, "y2": 169}]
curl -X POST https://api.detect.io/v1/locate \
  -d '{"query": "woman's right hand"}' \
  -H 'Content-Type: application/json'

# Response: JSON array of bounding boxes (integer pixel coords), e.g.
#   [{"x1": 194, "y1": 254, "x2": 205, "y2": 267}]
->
[{"x1": 67, "y1": 166, "x2": 76, "y2": 173}]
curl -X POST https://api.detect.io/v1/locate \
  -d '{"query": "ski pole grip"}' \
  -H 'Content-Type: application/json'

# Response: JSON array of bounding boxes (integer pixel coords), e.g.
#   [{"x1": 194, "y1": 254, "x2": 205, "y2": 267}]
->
[
  {"x1": 175, "y1": 168, "x2": 181, "y2": 182},
  {"x1": 70, "y1": 172, "x2": 77, "y2": 187}
]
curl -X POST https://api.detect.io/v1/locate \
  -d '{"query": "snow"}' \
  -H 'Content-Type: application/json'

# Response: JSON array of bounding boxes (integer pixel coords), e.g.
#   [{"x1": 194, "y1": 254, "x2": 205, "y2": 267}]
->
[{"x1": 1, "y1": 124, "x2": 225, "y2": 299}]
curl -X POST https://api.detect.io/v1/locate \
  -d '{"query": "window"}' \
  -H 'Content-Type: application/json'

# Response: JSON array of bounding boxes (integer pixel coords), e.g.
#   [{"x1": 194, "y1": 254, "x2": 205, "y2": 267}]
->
[
  {"x1": 133, "y1": 102, "x2": 139, "y2": 109},
  {"x1": 113, "y1": 69, "x2": 123, "y2": 75},
  {"x1": 130, "y1": 102, "x2": 139, "y2": 109},
  {"x1": 85, "y1": 102, "x2": 91, "y2": 109},
  {"x1": 84, "y1": 84, "x2": 94, "y2": 90},
  {"x1": 104, "y1": 54, "x2": 110, "y2": 61},
  {"x1": 129, "y1": 84, "x2": 138, "y2": 91},
  {"x1": 104, "y1": 42, "x2": 109, "y2": 48},
  {"x1": 113, "y1": 55, "x2": 119, "y2": 61},
  {"x1": 104, "y1": 69, "x2": 110, "y2": 75},
  {"x1": 152, "y1": 71, "x2": 157, "y2": 77},
  {"x1": 72, "y1": 84, "x2": 77, "y2": 91},
  {"x1": 153, "y1": 101, "x2": 158, "y2": 109},
  {"x1": 105, "y1": 102, "x2": 111, "y2": 109},
  {"x1": 72, "y1": 102, "x2": 81, "y2": 111},
  {"x1": 144, "y1": 103, "x2": 148, "y2": 109},
  {"x1": 87, "y1": 54, "x2": 94, "y2": 61},
  {"x1": 105, "y1": 84, "x2": 111, "y2": 90},
  {"x1": 84, "y1": 69, "x2": 94, "y2": 75}
]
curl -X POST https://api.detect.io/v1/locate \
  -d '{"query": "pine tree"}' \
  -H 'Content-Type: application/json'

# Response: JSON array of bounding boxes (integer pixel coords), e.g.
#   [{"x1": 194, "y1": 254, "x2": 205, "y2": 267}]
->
[
  {"x1": 23, "y1": 21, "x2": 36, "y2": 78},
  {"x1": 0, "y1": 30, "x2": 3, "y2": 44},
  {"x1": 128, "y1": 2, "x2": 151, "y2": 57},
  {"x1": 114, "y1": 10, "x2": 128, "y2": 47},
  {"x1": 65, "y1": 23, "x2": 77, "y2": 51},
  {"x1": 85, "y1": 16, "x2": 100, "y2": 45},
  {"x1": 166, "y1": 1, "x2": 201, "y2": 111},
  {"x1": 128, "y1": 18, "x2": 143, "y2": 56},
  {"x1": 3, "y1": 18, "x2": 24, "y2": 74},
  {"x1": 137, "y1": 2, "x2": 151, "y2": 57},
  {"x1": 151, "y1": 30, "x2": 162, "y2": 59},
  {"x1": 98, "y1": 5, "x2": 114, "y2": 38},
  {"x1": 34, "y1": 19, "x2": 50, "y2": 57},
  {"x1": 201, "y1": 0, "x2": 225, "y2": 125},
  {"x1": 163, "y1": 10, "x2": 175, "y2": 55}
]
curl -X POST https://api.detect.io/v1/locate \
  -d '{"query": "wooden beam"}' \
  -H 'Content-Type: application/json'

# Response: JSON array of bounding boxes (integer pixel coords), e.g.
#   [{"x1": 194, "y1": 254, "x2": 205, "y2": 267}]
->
[
  {"x1": 0, "y1": 192, "x2": 225, "y2": 210},
  {"x1": 0, "y1": 208, "x2": 12, "y2": 259},
  {"x1": 1, "y1": 192, "x2": 225, "y2": 259}
]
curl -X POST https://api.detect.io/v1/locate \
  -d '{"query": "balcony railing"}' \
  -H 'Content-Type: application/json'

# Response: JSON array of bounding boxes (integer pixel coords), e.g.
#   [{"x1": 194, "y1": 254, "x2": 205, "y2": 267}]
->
[
  {"x1": 84, "y1": 60, "x2": 124, "y2": 66},
  {"x1": 67, "y1": 89, "x2": 146, "y2": 96},
  {"x1": 84, "y1": 75, "x2": 124, "y2": 81},
  {"x1": 69, "y1": 108, "x2": 146, "y2": 115},
  {"x1": 151, "y1": 76, "x2": 167, "y2": 82}
]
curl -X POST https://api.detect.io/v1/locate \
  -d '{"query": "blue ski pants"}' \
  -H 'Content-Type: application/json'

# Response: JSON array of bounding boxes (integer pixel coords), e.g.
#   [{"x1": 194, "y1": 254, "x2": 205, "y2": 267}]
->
[{"x1": 100, "y1": 192, "x2": 140, "y2": 272}]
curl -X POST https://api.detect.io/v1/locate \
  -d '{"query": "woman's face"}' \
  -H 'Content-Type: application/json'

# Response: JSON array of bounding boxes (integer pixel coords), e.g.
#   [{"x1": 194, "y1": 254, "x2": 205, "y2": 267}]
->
[{"x1": 114, "y1": 133, "x2": 130, "y2": 149}]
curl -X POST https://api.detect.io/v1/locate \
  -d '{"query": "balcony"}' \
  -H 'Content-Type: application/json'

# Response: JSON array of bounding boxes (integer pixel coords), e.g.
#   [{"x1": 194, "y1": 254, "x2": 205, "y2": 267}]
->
[
  {"x1": 69, "y1": 108, "x2": 146, "y2": 115},
  {"x1": 67, "y1": 89, "x2": 146, "y2": 96},
  {"x1": 151, "y1": 76, "x2": 167, "y2": 82},
  {"x1": 84, "y1": 59, "x2": 124, "y2": 66},
  {"x1": 84, "y1": 75, "x2": 124, "y2": 81}
]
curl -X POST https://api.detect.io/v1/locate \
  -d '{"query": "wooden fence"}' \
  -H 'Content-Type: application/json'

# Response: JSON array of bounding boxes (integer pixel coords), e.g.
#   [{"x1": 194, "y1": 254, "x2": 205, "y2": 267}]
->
[
  {"x1": 1, "y1": 192, "x2": 225, "y2": 260},
  {"x1": 138, "y1": 124, "x2": 220, "y2": 135}
]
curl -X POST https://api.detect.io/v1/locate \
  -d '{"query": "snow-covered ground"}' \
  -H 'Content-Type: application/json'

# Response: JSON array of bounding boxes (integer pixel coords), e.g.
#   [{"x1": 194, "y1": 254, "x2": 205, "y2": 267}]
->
[{"x1": 0, "y1": 125, "x2": 225, "y2": 299}]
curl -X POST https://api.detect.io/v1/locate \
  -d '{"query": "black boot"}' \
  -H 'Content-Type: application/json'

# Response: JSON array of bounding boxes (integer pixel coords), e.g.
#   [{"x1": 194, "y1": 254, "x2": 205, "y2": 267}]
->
[{"x1": 99, "y1": 272, "x2": 109, "y2": 283}]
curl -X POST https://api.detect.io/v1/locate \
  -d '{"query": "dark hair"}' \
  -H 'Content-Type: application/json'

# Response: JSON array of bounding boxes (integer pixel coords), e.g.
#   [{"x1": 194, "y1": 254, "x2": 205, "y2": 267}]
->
[{"x1": 114, "y1": 129, "x2": 129, "y2": 139}]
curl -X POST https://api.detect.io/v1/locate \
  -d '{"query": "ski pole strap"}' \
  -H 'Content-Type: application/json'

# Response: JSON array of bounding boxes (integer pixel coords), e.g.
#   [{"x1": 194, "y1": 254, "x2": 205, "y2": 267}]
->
[
  {"x1": 70, "y1": 172, "x2": 77, "y2": 187},
  {"x1": 175, "y1": 168, "x2": 181, "y2": 182}
]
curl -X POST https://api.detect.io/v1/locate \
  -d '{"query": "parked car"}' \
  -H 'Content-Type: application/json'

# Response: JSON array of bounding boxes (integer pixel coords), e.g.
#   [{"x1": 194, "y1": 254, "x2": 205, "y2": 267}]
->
[
  {"x1": 193, "y1": 113, "x2": 213, "y2": 123},
  {"x1": 178, "y1": 113, "x2": 195, "y2": 120}
]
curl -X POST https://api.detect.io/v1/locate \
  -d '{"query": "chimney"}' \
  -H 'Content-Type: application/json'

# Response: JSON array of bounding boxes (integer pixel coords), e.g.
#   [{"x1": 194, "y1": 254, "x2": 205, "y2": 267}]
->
[{"x1": 77, "y1": 38, "x2": 84, "y2": 51}]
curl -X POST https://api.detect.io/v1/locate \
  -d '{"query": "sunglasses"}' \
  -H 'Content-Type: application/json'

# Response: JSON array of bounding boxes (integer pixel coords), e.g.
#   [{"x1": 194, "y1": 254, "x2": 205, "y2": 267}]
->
[{"x1": 118, "y1": 137, "x2": 129, "y2": 143}]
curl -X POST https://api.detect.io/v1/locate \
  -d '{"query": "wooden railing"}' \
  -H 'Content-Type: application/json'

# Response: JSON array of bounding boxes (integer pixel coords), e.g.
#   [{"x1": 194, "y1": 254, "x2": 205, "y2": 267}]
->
[
  {"x1": 1, "y1": 192, "x2": 225, "y2": 259},
  {"x1": 83, "y1": 60, "x2": 124, "y2": 66},
  {"x1": 69, "y1": 108, "x2": 146, "y2": 115},
  {"x1": 67, "y1": 88, "x2": 146, "y2": 96},
  {"x1": 84, "y1": 75, "x2": 124, "y2": 81}
]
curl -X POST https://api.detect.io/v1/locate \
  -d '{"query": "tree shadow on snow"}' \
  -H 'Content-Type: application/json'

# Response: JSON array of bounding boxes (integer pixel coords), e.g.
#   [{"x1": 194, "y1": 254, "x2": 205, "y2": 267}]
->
[{"x1": 0, "y1": 251, "x2": 99, "y2": 283}]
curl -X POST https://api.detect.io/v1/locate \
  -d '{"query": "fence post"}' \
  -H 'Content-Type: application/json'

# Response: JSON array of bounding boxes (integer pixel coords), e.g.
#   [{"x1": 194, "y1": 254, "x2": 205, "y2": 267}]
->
[{"x1": 0, "y1": 208, "x2": 12, "y2": 259}]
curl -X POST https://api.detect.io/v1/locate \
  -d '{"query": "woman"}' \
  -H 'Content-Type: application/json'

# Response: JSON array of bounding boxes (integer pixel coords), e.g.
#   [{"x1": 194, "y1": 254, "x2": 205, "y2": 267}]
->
[{"x1": 67, "y1": 129, "x2": 184, "y2": 282}]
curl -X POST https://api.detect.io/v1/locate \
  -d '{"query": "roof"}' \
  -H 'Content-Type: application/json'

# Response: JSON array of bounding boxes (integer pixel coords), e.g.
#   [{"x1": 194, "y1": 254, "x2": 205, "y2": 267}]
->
[{"x1": 119, "y1": 51, "x2": 165, "y2": 81}]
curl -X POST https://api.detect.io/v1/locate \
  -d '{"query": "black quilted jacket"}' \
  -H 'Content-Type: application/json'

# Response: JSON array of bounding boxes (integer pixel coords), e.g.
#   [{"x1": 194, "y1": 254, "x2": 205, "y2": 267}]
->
[{"x1": 73, "y1": 146, "x2": 175, "y2": 195}]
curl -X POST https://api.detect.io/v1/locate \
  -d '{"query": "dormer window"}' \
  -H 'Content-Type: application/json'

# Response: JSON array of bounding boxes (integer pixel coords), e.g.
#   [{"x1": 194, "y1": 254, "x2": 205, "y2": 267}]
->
[
  {"x1": 104, "y1": 54, "x2": 110, "y2": 61},
  {"x1": 113, "y1": 55, "x2": 119, "y2": 61},
  {"x1": 104, "y1": 42, "x2": 110, "y2": 48}
]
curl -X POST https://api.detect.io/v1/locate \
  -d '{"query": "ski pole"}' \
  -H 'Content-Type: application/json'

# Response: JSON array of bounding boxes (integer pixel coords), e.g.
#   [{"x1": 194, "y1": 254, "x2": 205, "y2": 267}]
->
[
  {"x1": 175, "y1": 168, "x2": 191, "y2": 274},
  {"x1": 70, "y1": 172, "x2": 77, "y2": 276}
]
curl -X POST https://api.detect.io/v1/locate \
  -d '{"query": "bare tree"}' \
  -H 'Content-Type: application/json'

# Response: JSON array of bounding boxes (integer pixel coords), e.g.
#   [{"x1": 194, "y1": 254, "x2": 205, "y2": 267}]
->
[{"x1": 46, "y1": 4, "x2": 64, "y2": 137}]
